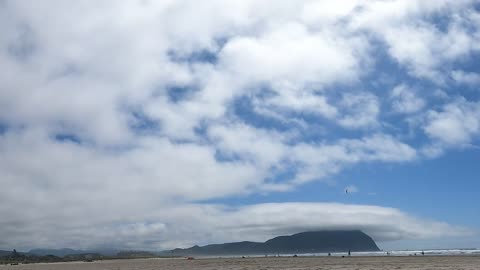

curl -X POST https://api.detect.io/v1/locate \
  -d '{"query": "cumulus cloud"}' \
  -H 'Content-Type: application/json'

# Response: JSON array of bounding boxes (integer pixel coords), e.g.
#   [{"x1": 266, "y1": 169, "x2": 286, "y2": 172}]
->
[
  {"x1": 0, "y1": 0, "x2": 479, "y2": 250},
  {"x1": 338, "y1": 92, "x2": 380, "y2": 129},
  {"x1": 219, "y1": 22, "x2": 365, "y2": 89},
  {"x1": 452, "y1": 70, "x2": 480, "y2": 86},
  {"x1": 290, "y1": 134, "x2": 417, "y2": 185},
  {"x1": 349, "y1": 0, "x2": 480, "y2": 81},
  {"x1": 424, "y1": 99, "x2": 480, "y2": 145},
  {"x1": 256, "y1": 88, "x2": 339, "y2": 120},
  {"x1": 390, "y1": 84, "x2": 425, "y2": 114}
]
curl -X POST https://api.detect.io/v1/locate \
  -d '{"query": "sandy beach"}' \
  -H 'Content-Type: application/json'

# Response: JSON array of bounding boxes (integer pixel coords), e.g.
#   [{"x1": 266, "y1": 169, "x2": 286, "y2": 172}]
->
[{"x1": 1, "y1": 256, "x2": 480, "y2": 270}]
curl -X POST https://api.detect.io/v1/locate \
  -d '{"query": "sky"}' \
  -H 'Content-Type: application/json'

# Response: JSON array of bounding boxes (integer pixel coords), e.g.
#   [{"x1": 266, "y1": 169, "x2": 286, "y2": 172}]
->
[{"x1": 0, "y1": 0, "x2": 480, "y2": 252}]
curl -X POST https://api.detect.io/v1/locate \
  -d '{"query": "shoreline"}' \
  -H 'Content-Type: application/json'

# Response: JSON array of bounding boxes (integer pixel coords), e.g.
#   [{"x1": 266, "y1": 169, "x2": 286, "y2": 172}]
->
[{"x1": 2, "y1": 253, "x2": 480, "y2": 265}]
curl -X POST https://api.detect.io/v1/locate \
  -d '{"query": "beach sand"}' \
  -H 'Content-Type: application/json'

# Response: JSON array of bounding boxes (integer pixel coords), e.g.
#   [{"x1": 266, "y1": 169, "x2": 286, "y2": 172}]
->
[{"x1": 1, "y1": 256, "x2": 479, "y2": 270}]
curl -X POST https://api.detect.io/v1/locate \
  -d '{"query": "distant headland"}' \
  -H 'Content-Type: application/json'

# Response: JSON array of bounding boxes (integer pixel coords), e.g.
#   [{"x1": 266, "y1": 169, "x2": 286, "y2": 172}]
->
[{"x1": 165, "y1": 230, "x2": 380, "y2": 256}]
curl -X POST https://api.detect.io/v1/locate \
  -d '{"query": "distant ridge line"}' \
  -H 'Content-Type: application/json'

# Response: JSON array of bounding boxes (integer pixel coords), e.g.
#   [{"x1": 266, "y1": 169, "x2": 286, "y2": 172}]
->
[{"x1": 165, "y1": 230, "x2": 380, "y2": 256}]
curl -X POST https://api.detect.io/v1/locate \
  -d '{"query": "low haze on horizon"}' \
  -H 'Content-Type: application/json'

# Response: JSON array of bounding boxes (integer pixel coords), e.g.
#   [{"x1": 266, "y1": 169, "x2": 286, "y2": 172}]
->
[{"x1": 0, "y1": 0, "x2": 479, "y2": 252}]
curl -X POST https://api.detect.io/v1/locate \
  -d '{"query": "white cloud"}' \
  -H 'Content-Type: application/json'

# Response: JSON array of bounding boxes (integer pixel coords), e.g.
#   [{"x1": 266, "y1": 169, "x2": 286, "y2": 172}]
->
[
  {"x1": 207, "y1": 121, "x2": 416, "y2": 187},
  {"x1": 424, "y1": 99, "x2": 480, "y2": 145},
  {"x1": 420, "y1": 143, "x2": 446, "y2": 159},
  {"x1": 390, "y1": 84, "x2": 425, "y2": 114},
  {"x1": 452, "y1": 70, "x2": 480, "y2": 86},
  {"x1": 208, "y1": 122, "x2": 289, "y2": 168},
  {"x1": 338, "y1": 92, "x2": 380, "y2": 129},
  {"x1": 349, "y1": 0, "x2": 480, "y2": 81},
  {"x1": 219, "y1": 22, "x2": 365, "y2": 89},
  {"x1": 300, "y1": 0, "x2": 361, "y2": 25},
  {"x1": 290, "y1": 134, "x2": 417, "y2": 184},
  {"x1": 0, "y1": 201, "x2": 471, "y2": 251},
  {"x1": 257, "y1": 88, "x2": 339, "y2": 120}
]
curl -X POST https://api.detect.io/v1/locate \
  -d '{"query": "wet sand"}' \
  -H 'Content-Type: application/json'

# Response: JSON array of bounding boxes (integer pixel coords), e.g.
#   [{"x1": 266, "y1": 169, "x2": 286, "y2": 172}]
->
[{"x1": 1, "y1": 256, "x2": 480, "y2": 270}]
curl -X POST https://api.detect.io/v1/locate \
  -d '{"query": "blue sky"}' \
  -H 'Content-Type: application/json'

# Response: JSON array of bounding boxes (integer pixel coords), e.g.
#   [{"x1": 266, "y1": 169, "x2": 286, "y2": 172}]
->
[{"x1": 0, "y1": 0, "x2": 480, "y2": 251}]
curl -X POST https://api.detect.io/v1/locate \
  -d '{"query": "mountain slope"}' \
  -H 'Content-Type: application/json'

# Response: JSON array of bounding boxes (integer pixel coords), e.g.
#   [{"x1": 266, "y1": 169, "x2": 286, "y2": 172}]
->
[
  {"x1": 169, "y1": 230, "x2": 380, "y2": 255},
  {"x1": 264, "y1": 230, "x2": 379, "y2": 253},
  {"x1": 0, "y1": 250, "x2": 13, "y2": 257}
]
